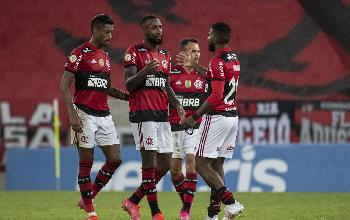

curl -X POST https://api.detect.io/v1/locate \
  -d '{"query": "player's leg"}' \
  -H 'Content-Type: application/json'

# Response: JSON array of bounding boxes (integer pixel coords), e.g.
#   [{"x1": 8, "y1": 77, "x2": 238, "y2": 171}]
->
[
  {"x1": 92, "y1": 144, "x2": 121, "y2": 197},
  {"x1": 122, "y1": 122, "x2": 161, "y2": 219},
  {"x1": 181, "y1": 129, "x2": 198, "y2": 217},
  {"x1": 170, "y1": 131, "x2": 185, "y2": 201},
  {"x1": 92, "y1": 116, "x2": 122, "y2": 198},
  {"x1": 218, "y1": 116, "x2": 244, "y2": 219},
  {"x1": 72, "y1": 108, "x2": 99, "y2": 219},
  {"x1": 206, "y1": 157, "x2": 225, "y2": 219}
]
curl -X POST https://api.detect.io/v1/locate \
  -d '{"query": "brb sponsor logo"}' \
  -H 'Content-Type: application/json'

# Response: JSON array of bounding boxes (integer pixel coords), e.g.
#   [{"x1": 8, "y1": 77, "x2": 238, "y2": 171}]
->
[
  {"x1": 181, "y1": 98, "x2": 200, "y2": 107},
  {"x1": 145, "y1": 75, "x2": 166, "y2": 88},
  {"x1": 87, "y1": 76, "x2": 108, "y2": 89}
]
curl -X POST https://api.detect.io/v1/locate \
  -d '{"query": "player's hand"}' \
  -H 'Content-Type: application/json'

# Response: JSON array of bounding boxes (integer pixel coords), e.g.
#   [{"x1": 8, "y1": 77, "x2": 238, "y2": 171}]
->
[
  {"x1": 182, "y1": 116, "x2": 196, "y2": 127},
  {"x1": 176, "y1": 52, "x2": 191, "y2": 67},
  {"x1": 144, "y1": 59, "x2": 160, "y2": 73},
  {"x1": 177, "y1": 105, "x2": 186, "y2": 123},
  {"x1": 69, "y1": 111, "x2": 83, "y2": 133}
]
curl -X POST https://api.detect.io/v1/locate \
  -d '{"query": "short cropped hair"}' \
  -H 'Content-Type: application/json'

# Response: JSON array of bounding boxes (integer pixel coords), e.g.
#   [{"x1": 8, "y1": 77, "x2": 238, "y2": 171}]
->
[
  {"x1": 212, "y1": 22, "x2": 231, "y2": 44},
  {"x1": 91, "y1": 14, "x2": 114, "y2": 33},
  {"x1": 180, "y1": 38, "x2": 199, "y2": 50},
  {"x1": 140, "y1": 15, "x2": 159, "y2": 25}
]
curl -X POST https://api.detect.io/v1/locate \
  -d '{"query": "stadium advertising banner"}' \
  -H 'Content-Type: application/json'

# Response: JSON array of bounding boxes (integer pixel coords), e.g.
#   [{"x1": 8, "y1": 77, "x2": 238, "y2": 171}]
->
[
  {"x1": 1, "y1": 100, "x2": 350, "y2": 172},
  {"x1": 6, "y1": 145, "x2": 350, "y2": 192}
]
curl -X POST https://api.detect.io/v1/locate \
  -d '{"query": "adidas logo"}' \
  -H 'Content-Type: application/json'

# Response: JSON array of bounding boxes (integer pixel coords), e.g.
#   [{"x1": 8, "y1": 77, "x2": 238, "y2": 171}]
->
[{"x1": 91, "y1": 59, "x2": 97, "y2": 64}]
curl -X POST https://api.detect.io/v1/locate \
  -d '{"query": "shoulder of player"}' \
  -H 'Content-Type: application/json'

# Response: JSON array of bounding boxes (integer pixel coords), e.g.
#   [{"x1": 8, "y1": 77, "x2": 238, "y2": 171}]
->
[
  {"x1": 158, "y1": 47, "x2": 169, "y2": 55},
  {"x1": 170, "y1": 65, "x2": 183, "y2": 74},
  {"x1": 218, "y1": 51, "x2": 239, "y2": 62}
]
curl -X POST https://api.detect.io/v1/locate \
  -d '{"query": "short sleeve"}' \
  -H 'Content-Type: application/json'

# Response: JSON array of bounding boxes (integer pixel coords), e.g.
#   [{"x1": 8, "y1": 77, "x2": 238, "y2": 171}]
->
[
  {"x1": 207, "y1": 58, "x2": 225, "y2": 81},
  {"x1": 123, "y1": 46, "x2": 137, "y2": 67},
  {"x1": 64, "y1": 48, "x2": 82, "y2": 74}
]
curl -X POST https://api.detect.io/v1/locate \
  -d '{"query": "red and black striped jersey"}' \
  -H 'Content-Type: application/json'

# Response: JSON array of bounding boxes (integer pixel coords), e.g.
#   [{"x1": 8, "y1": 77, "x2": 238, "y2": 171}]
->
[
  {"x1": 169, "y1": 65, "x2": 206, "y2": 131},
  {"x1": 206, "y1": 47, "x2": 240, "y2": 116},
  {"x1": 65, "y1": 41, "x2": 111, "y2": 116},
  {"x1": 123, "y1": 42, "x2": 171, "y2": 122}
]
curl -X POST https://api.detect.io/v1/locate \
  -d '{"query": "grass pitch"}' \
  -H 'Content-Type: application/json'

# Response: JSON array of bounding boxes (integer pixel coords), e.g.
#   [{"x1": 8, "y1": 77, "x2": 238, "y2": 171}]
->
[{"x1": 0, "y1": 192, "x2": 349, "y2": 219}]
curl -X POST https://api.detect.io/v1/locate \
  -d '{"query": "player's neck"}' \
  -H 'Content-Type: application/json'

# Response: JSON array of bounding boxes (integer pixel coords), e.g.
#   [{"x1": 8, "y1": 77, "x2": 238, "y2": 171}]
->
[
  {"x1": 144, "y1": 39, "x2": 159, "y2": 51},
  {"x1": 183, "y1": 66, "x2": 193, "y2": 73},
  {"x1": 89, "y1": 38, "x2": 104, "y2": 49},
  {"x1": 215, "y1": 44, "x2": 228, "y2": 52}
]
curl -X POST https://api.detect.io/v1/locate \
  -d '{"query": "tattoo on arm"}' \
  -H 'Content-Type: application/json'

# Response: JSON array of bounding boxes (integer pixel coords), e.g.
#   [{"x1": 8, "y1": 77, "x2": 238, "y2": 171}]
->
[
  {"x1": 192, "y1": 63, "x2": 207, "y2": 78},
  {"x1": 107, "y1": 87, "x2": 129, "y2": 101}
]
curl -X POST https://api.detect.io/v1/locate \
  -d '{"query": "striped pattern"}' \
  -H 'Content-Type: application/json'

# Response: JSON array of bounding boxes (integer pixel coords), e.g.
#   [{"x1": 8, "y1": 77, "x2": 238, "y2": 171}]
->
[{"x1": 197, "y1": 115, "x2": 212, "y2": 157}]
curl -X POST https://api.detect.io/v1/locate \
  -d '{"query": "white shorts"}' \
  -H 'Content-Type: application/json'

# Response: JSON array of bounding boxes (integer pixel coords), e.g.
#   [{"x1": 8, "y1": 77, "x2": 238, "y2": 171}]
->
[
  {"x1": 195, "y1": 114, "x2": 238, "y2": 159},
  {"x1": 172, "y1": 129, "x2": 199, "y2": 159},
  {"x1": 71, "y1": 106, "x2": 119, "y2": 148},
  {"x1": 131, "y1": 122, "x2": 172, "y2": 153}
]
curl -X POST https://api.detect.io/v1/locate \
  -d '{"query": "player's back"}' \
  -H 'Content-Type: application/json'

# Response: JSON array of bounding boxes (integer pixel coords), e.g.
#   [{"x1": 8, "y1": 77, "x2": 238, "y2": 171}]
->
[{"x1": 206, "y1": 47, "x2": 240, "y2": 116}]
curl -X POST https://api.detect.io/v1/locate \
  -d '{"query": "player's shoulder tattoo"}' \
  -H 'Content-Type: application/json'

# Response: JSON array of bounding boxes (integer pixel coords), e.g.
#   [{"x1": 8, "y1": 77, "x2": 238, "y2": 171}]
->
[{"x1": 219, "y1": 51, "x2": 238, "y2": 62}]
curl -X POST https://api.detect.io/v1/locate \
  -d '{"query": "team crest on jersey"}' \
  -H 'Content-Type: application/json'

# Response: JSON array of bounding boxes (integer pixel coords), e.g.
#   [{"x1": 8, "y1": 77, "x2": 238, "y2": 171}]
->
[
  {"x1": 194, "y1": 79, "x2": 203, "y2": 89},
  {"x1": 162, "y1": 60, "x2": 168, "y2": 68},
  {"x1": 69, "y1": 55, "x2": 77, "y2": 63},
  {"x1": 185, "y1": 80, "x2": 192, "y2": 88},
  {"x1": 99, "y1": 58, "x2": 104, "y2": 67},
  {"x1": 124, "y1": 53, "x2": 132, "y2": 61}
]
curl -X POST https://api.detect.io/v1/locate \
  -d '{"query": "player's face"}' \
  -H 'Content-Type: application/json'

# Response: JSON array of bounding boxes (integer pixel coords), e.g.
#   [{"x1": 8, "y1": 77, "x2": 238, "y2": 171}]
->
[
  {"x1": 207, "y1": 28, "x2": 216, "y2": 52},
  {"x1": 95, "y1": 24, "x2": 114, "y2": 47},
  {"x1": 144, "y1": 18, "x2": 163, "y2": 45},
  {"x1": 184, "y1": 42, "x2": 200, "y2": 64}
]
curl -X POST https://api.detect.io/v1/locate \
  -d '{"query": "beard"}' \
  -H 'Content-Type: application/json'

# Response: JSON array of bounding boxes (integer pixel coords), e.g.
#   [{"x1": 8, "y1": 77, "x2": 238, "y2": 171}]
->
[
  {"x1": 148, "y1": 36, "x2": 163, "y2": 45},
  {"x1": 208, "y1": 42, "x2": 215, "y2": 52}
]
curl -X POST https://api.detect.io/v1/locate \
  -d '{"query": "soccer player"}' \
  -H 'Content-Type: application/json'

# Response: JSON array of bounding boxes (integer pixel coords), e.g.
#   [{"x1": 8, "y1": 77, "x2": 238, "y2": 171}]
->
[
  {"x1": 121, "y1": 15, "x2": 185, "y2": 220},
  {"x1": 169, "y1": 38, "x2": 206, "y2": 219},
  {"x1": 60, "y1": 14, "x2": 128, "y2": 220},
  {"x1": 182, "y1": 22, "x2": 245, "y2": 220}
]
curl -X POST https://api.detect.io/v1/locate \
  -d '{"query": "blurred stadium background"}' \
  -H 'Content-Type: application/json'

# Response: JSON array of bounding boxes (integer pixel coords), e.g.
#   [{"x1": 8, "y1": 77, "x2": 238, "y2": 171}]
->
[{"x1": 1, "y1": 0, "x2": 350, "y2": 219}]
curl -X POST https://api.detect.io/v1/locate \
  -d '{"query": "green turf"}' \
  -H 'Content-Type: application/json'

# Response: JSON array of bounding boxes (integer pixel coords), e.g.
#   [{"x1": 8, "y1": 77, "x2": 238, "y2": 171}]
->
[{"x1": 0, "y1": 192, "x2": 349, "y2": 219}]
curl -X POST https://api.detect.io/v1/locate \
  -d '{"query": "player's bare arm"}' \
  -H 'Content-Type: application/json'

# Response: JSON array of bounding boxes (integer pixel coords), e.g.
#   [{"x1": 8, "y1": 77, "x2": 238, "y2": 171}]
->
[
  {"x1": 60, "y1": 70, "x2": 82, "y2": 132},
  {"x1": 107, "y1": 86, "x2": 129, "y2": 101},
  {"x1": 125, "y1": 60, "x2": 159, "y2": 92},
  {"x1": 182, "y1": 80, "x2": 225, "y2": 127}
]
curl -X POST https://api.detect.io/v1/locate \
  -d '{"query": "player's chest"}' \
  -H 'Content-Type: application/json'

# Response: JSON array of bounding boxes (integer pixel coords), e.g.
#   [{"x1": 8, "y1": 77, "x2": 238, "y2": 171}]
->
[
  {"x1": 138, "y1": 52, "x2": 169, "y2": 73},
  {"x1": 171, "y1": 74, "x2": 206, "y2": 93},
  {"x1": 80, "y1": 53, "x2": 111, "y2": 72}
]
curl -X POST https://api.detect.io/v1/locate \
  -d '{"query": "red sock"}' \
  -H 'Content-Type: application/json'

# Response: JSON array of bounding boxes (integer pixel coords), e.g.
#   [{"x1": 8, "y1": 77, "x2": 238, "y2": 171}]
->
[
  {"x1": 129, "y1": 168, "x2": 167, "y2": 204},
  {"x1": 142, "y1": 167, "x2": 161, "y2": 215},
  {"x1": 171, "y1": 173, "x2": 185, "y2": 201},
  {"x1": 182, "y1": 172, "x2": 197, "y2": 212},
  {"x1": 78, "y1": 160, "x2": 94, "y2": 213},
  {"x1": 217, "y1": 186, "x2": 235, "y2": 205},
  {"x1": 208, "y1": 189, "x2": 221, "y2": 218},
  {"x1": 92, "y1": 161, "x2": 121, "y2": 198}
]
